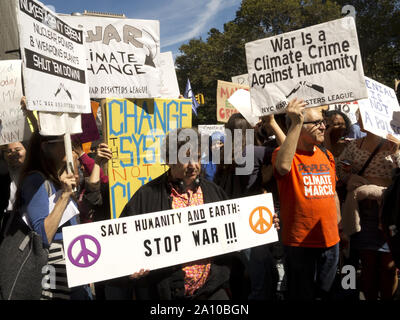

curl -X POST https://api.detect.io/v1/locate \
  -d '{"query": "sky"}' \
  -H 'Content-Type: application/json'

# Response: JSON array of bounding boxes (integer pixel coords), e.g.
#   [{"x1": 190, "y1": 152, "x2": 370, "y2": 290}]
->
[{"x1": 43, "y1": 0, "x2": 242, "y2": 58}]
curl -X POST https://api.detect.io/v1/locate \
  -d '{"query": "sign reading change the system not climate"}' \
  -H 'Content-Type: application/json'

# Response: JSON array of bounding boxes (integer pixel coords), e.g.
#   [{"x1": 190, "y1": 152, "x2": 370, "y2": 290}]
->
[
  {"x1": 62, "y1": 193, "x2": 278, "y2": 287},
  {"x1": 17, "y1": 0, "x2": 90, "y2": 113},
  {"x1": 105, "y1": 98, "x2": 192, "y2": 219},
  {"x1": 245, "y1": 17, "x2": 368, "y2": 116}
]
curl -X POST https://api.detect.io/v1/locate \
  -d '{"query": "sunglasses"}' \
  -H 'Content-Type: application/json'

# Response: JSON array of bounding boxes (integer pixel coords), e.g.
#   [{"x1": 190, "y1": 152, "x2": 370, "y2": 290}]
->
[{"x1": 303, "y1": 119, "x2": 326, "y2": 127}]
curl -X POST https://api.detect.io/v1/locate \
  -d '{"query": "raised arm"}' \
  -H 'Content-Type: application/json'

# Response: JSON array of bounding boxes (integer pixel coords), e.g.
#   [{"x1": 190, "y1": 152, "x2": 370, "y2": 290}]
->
[
  {"x1": 88, "y1": 143, "x2": 112, "y2": 185},
  {"x1": 261, "y1": 114, "x2": 286, "y2": 146},
  {"x1": 274, "y1": 98, "x2": 307, "y2": 176}
]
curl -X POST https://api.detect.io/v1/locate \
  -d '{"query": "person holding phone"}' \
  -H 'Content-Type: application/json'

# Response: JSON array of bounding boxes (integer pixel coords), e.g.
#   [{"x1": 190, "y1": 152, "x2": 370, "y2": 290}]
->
[{"x1": 15, "y1": 131, "x2": 91, "y2": 300}]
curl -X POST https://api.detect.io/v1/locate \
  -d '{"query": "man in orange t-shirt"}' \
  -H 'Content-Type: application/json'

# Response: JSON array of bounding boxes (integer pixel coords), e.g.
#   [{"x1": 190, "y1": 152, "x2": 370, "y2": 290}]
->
[{"x1": 272, "y1": 98, "x2": 340, "y2": 300}]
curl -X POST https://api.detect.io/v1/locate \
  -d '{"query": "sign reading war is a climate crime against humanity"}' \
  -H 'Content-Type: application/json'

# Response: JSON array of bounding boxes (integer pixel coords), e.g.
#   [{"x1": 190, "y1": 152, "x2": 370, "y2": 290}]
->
[
  {"x1": 17, "y1": 0, "x2": 90, "y2": 113},
  {"x1": 245, "y1": 17, "x2": 368, "y2": 116},
  {"x1": 105, "y1": 98, "x2": 192, "y2": 219},
  {"x1": 62, "y1": 193, "x2": 278, "y2": 287},
  {"x1": 62, "y1": 15, "x2": 161, "y2": 99}
]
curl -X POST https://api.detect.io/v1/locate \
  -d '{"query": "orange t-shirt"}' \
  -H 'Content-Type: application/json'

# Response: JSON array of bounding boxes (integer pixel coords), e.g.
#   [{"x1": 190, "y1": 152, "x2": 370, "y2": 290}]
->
[{"x1": 272, "y1": 147, "x2": 340, "y2": 248}]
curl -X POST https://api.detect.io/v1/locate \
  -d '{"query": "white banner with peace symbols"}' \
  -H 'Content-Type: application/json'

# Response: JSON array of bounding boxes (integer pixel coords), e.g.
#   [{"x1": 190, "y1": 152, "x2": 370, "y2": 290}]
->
[{"x1": 62, "y1": 193, "x2": 278, "y2": 288}]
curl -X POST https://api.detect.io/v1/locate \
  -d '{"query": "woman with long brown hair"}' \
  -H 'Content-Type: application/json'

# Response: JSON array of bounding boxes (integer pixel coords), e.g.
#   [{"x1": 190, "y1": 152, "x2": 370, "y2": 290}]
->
[{"x1": 15, "y1": 131, "x2": 90, "y2": 300}]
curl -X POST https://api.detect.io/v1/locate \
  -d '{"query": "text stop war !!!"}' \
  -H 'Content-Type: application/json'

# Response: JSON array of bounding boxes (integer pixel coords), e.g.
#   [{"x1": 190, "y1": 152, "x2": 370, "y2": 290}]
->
[{"x1": 98, "y1": 203, "x2": 240, "y2": 257}]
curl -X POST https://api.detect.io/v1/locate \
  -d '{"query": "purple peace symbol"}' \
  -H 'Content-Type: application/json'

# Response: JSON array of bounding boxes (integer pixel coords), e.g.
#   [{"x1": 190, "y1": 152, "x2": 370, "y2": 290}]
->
[{"x1": 67, "y1": 235, "x2": 101, "y2": 268}]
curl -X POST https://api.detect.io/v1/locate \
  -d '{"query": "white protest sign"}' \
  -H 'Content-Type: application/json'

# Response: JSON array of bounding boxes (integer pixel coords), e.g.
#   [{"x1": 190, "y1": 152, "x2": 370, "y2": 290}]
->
[
  {"x1": 228, "y1": 89, "x2": 260, "y2": 127},
  {"x1": 17, "y1": 0, "x2": 90, "y2": 113},
  {"x1": 63, "y1": 193, "x2": 278, "y2": 287},
  {"x1": 198, "y1": 124, "x2": 225, "y2": 137},
  {"x1": 38, "y1": 111, "x2": 82, "y2": 136},
  {"x1": 326, "y1": 100, "x2": 360, "y2": 124},
  {"x1": 62, "y1": 15, "x2": 161, "y2": 99},
  {"x1": 231, "y1": 74, "x2": 249, "y2": 86},
  {"x1": 245, "y1": 17, "x2": 368, "y2": 116},
  {"x1": 159, "y1": 51, "x2": 180, "y2": 98},
  {"x1": 358, "y1": 77, "x2": 400, "y2": 140},
  {"x1": 0, "y1": 60, "x2": 31, "y2": 145}
]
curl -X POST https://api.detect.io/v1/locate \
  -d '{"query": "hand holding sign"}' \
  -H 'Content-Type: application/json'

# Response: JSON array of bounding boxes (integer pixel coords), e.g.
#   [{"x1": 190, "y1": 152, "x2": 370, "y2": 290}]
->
[
  {"x1": 287, "y1": 98, "x2": 307, "y2": 125},
  {"x1": 94, "y1": 143, "x2": 113, "y2": 166},
  {"x1": 60, "y1": 170, "x2": 77, "y2": 197}
]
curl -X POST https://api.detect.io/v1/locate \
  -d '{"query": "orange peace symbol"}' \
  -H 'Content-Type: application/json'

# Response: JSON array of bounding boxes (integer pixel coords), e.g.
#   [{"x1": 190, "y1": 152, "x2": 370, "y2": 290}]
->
[{"x1": 249, "y1": 206, "x2": 273, "y2": 234}]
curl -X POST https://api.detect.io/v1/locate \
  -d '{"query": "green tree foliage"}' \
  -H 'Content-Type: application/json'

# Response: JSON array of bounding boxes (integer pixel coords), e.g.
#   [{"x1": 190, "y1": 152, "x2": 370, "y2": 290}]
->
[
  {"x1": 176, "y1": 0, "x2": 399, "y2": 125},
  {"x1": 335, "y1": 0, "x2": 400, "y2": 85}
]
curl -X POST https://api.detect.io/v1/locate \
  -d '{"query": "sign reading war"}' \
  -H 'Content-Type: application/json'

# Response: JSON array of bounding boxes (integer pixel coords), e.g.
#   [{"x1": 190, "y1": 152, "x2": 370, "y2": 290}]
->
[
  {"x1": 105, "y1": 98, "x2": 192, "y2": 219},
  {"x1": 17, "y1": 0, "x2": 90, "y2": 113},
  {"x1": 62, "y1": 193, "x2": 278, "y2": 288},
  {"x1": 245, "y1": 17, "x2": 368, "y2": 116},
  {"x1": 62, "y1": 16, "x2": 161, "y2": 99}
]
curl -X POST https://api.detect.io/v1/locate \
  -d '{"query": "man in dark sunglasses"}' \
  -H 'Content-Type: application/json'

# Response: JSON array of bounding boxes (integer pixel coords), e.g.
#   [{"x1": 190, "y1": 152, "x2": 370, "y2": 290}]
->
[{"x1": 272, "y1": 98, "x2": 340, "y2": 301}]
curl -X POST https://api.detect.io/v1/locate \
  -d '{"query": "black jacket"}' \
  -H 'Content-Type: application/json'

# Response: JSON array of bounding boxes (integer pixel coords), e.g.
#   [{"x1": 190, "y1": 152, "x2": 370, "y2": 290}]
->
[
  {"x1": 0, "y1": 173, "x2": 11, "y2": 214},
  {"x1": 118, "y1": 171, "x2": 237, "y2": 300},
  {"x1": 120, "y1": 171, "x2": 229, "y2": 217}
]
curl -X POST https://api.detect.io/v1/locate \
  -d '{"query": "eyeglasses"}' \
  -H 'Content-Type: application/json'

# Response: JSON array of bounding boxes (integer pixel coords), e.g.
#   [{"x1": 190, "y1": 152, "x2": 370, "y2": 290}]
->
[{"x1": 303, "y1": 119, "x2": 326, "y2": 127}]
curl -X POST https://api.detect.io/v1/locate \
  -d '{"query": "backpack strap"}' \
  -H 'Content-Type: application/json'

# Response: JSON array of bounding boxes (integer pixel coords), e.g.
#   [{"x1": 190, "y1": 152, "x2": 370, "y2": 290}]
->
[{"x1": 318, "y1": 145, "x2": 334, "y2": 166}]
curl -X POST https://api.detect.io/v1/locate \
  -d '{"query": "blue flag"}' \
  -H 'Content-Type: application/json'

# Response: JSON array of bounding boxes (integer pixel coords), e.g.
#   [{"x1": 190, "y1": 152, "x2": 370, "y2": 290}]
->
[{"x1": 184, "y1": 78, "x2": 199, "y2": 116}]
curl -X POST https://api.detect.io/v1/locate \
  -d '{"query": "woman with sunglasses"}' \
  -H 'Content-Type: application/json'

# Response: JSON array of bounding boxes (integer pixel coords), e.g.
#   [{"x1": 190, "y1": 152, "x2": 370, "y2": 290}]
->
[{"x1": 15, "y1": 131, "x2": 91, "y2": 300}]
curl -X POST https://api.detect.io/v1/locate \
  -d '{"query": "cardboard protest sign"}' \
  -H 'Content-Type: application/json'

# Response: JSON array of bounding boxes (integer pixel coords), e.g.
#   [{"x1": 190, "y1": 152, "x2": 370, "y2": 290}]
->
[
  {"x1": 231, "y1": 73, "x2": 249, "y2": 86},
  {"x1": 228, "y1": 89, "x2": 260, "y2": 127},
  {"x1": 62, "y1": 193, "x2": 278, "y2": 287},
  {"x1": 358, "y1": 77, "x2": 400, "y2": 141},
  {"x1": 245, "y1": 17, "x2": 368, "y2": 116},
  {"x1": 326, "y1": 100, "x2": 360, "y2": 124},
  {"x1": 38, "y1": 112, "x2": 82, "y2": 136},
  {"x1": 17, "y1": 0, "x2": 90, "y2": 113},
  {"x1": 105, "y1": 98, "x2": 192, "y2": 219},
  {"x1": 159, "y1": 51, "x2": 180, "y2": 98},
  {"x1": 0, "y1": 60, "x2": 31, "y2": 145},
  {"x1": 62, "y1": 15, "x2": 161, "y2": 99},
  {"x1": 217, "y1": 80, "x2": 249, "y2": 123}
]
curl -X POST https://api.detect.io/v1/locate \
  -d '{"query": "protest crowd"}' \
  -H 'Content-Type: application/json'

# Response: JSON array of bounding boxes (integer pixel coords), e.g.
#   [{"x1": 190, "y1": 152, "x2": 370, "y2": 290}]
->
[{"x1": 1, "y1": 0, "x2": 400, "y2": 302}]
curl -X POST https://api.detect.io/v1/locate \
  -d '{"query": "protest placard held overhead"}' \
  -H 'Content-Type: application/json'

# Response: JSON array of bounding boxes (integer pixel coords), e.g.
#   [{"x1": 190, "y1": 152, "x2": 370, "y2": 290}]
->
[{"x1": 245, "y1": 17, "x2": 368, "y2": 116}]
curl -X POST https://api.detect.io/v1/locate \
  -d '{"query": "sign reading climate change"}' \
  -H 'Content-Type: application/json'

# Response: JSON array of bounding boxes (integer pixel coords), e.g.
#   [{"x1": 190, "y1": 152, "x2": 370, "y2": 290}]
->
[
  {"x1": 105, "y1": 98, "x2": 192, "y2": 219},
  {"x1": 358, "y1": 77, "x2": 400, "y2": 141},
  {"x1": 63, "y1": 16, "x2": 161, "y2": 99},
  {"x1": 245, "y1": 17, "x2": 368, "y2": 116},
  {"x1": 17, "y1": 0, "x2": 90, "y2": 113},
  {"x1": 62, "y1": 193, "x2": 278, "y2": 287}
]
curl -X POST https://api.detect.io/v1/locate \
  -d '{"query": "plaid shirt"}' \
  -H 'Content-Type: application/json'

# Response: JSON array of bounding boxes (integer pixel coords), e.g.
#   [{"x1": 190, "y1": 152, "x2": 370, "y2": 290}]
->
[{"x1": 170, "y1": 184, "x2": 211, "y2": 296}]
